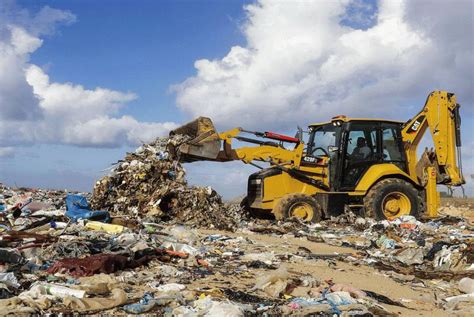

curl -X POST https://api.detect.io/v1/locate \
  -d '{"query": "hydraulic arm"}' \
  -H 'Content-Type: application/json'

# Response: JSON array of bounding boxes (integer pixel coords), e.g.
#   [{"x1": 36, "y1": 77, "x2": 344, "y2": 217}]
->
[
  {"x1": 215, "y1": 127, "x2": 303, "y2": 165},
  {"x1": 169, "y1": 117, "x2": 304, "y2": 166},
  {"x1": 402, "y1": 91, "x2": 465, "y2": 217},
  {"x1": 402, "y1": 91, "x2": 465, "y2": 186}
]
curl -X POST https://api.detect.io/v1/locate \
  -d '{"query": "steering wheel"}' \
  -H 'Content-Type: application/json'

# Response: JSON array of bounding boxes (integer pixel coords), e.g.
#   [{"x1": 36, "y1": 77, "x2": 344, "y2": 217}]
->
[{"x1": 311, "y1": 147, "x2": 329, "y2": 156}]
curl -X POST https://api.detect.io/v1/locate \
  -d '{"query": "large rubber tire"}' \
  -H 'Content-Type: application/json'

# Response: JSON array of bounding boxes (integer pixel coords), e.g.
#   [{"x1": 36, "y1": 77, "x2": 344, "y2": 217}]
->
[
  {"x1": 364, "y1": 178, "x2": 421, "y2": 220},
  {"x1": 273, "y1": 193, "x2": 322, "y2": 223}
]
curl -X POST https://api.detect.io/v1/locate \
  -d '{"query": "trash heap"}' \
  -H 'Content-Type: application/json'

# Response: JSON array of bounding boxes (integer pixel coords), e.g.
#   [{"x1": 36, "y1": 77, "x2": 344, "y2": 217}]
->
[
  {"x1": 317, "y1": 213, "x2": 473, "y2": 278},
  {"x1": 244, "y1": 213, "x2": 474, "y2": 314},
  {"x1": 90, "y1": 136, "x2": 243, "y2": 230},
  {"x1": 0, "y1": 184, "x2": 87, "y2": 232},
  {"x1": 250, "y1": 213, "x2": 474, "y2": 275},
  {"x1": 0, "y1": 184, "x2": 473, "y2": 315}
]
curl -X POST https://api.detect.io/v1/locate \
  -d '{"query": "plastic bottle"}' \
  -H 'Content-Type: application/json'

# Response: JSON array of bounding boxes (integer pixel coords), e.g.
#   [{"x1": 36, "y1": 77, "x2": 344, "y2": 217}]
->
[
  {"x1": 50, "y1": 221, "x2": 68, "y2": 229},
  {"x1": 45, "y1": 285, "x2": 86, "y2": 298}
]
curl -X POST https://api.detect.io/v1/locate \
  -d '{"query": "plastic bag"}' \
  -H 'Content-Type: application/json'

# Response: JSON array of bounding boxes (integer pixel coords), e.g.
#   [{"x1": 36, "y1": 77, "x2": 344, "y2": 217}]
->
[
  {"x1": 253, "y1": 264, "x2": 288, "y2": 297},
  {"x1": 65, "y1": 194, "x2": 110, "y2": 223},
  {"x1": 458, "y1": 277, "x2": 474, "y2": 294},
  {"x1": 207, "y1": 301, "x2": 243, "y2": 317}
]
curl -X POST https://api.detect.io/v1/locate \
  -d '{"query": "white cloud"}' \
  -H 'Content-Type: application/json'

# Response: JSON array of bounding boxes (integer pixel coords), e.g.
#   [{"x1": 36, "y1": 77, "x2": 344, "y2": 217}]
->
[
  {"x1": 0, "y1": 1, "x2": 177, "y2": 149},
  {"x1": 0, "y1": 147, "x2": 14, "y2": 158},
  {"x1": 60, "y1": 115, "x2": 177, "y2": 147},
  {"x1": 26, "y1": 65, "x2": 137, "y2": 120},
  {"x1": 174, "y1": 0, "x2": 473, "y2": 132},
  {"x1": 10, "y1": 26, "x2": 43, "y2": 54},
  {"x1": 0, "y1": 27, "x2": 42, "y2": 120}
]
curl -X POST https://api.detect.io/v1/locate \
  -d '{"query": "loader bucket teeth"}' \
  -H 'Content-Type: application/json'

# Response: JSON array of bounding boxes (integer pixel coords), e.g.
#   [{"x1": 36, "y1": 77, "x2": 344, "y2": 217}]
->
[{"x1": 169, "y1": 117, "x2": 221, "y2": 162}]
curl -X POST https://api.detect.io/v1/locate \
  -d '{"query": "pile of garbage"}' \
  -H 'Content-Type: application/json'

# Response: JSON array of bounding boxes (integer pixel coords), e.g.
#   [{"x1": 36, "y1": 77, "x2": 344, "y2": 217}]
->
[
  {"x1": 0, "y1": 184, "x2": 87, "y2": 232},
  {"x1": 90, "y1": 136, "x2": 243, "y2": 230}
]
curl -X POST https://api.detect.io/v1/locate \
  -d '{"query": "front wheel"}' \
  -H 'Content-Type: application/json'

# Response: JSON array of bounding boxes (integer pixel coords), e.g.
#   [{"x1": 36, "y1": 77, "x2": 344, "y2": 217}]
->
[
  {"x1": 273, "y1": 193, "x2": 322, "y2": 223},
  {"x1": 364, "y1": 178, "x2": 421, "y2": 220}
]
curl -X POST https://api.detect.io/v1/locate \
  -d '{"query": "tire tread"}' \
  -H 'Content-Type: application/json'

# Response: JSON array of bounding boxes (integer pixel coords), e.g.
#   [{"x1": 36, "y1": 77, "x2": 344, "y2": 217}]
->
[
  {"x1": 273, "y1": 193, "x2": 322, "y2": 223},
  {"x1": 364, "y1": 178, "x2": 421, "y2": 220}
]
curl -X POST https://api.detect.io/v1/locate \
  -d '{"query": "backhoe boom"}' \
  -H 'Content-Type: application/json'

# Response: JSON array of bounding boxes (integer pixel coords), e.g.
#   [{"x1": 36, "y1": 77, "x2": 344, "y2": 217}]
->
[{"x1": 402, "y1": 91, "x2": 464, "y2": 186}]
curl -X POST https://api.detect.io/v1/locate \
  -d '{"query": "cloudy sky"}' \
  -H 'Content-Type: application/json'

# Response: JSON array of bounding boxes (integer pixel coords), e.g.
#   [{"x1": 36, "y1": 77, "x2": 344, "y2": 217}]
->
[{"x1": 0, "y1": 0, "x2": 472, "y2": 198}]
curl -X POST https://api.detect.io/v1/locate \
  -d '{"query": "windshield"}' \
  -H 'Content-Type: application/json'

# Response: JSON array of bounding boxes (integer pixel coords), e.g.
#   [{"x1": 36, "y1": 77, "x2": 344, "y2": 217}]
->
[{"x1": 306, "y1": 124, "x2": 340, "y2": 156}]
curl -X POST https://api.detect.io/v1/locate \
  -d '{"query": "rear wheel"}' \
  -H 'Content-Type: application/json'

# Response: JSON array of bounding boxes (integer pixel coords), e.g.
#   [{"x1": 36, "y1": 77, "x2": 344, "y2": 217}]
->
[
  {"x1": 364, "y1": 178, "x2": 421, "y2": 220},
  {"x1": 273, "y1": 193, "x2": 322, "y2": 223}
]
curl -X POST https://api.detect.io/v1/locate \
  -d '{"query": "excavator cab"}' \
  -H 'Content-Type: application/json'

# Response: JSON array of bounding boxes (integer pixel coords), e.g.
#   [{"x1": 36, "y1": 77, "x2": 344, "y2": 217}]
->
[
  {"x1": 337, "y1": 120, "x2": 406, "y2": 191},
  {"x1": 299, "y1": 118, "x2": 410, "y2": 218}
]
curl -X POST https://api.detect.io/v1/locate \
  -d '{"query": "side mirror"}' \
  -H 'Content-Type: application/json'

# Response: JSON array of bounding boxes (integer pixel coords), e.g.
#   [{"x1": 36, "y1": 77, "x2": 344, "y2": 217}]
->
[{"x1": 328, "y1": 146, "x2": 339, "y2": 153}]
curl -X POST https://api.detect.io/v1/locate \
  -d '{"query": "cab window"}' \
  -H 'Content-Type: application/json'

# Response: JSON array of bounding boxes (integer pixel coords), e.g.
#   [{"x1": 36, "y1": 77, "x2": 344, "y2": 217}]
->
[
  {"x1": 341, "y1": 122, "x2": 380, "y2": 189},
  {"x1": 346, "y1": 129, "x2": 377, "y2": 160},
  {"x1": 306, "y1": 125, "x2": 340, "y2": 156},
  {"x1": 382, "y1": 124, "x2": 404, "y2": 162}
]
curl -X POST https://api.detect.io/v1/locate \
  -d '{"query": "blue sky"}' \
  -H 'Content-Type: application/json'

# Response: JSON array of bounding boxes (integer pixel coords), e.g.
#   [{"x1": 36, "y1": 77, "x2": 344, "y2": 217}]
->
[
  {"x1": 0, "y1": 0, "x2": 472, "y2": 198},
  {"x1": 1, "y1": 0, "x2": 252, "y2": 195},
  {"x1": 25, "y1": 0, "x2": 250, "y2": 124}
]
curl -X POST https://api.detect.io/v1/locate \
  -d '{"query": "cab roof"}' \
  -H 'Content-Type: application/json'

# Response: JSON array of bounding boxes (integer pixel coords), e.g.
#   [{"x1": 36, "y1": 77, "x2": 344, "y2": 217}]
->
[{"x1": 309, "y1": 116, "x2": 403, "y2": 127}]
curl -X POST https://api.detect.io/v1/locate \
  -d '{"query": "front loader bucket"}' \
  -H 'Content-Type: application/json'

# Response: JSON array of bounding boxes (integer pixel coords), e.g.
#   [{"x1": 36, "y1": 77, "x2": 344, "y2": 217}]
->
[{"x1": 169, "y1": 117, "x2": 221, "y2": 162}]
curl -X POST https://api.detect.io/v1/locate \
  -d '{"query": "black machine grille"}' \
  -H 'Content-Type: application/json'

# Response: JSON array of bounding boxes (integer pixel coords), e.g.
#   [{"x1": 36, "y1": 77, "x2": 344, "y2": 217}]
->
[{"x1": 247, "y1": 175, "x2": 263, "y2": 205}]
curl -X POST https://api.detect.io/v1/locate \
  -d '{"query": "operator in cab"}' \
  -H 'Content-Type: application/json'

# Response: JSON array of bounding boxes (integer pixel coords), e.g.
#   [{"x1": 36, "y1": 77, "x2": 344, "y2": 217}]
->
[{"x1": 352, "y1": 137, "x2": 371, "y2": 159}]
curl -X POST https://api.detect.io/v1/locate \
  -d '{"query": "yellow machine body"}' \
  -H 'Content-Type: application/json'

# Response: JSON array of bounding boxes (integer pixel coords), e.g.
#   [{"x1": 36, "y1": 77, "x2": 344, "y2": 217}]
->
[{"x1": 170, "y1": 91, "x2": 464, "y2": 221}]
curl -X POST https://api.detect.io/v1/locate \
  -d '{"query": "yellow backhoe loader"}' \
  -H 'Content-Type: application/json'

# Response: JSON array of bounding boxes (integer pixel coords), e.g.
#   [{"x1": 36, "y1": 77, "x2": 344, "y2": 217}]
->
[{"x1": 169, "y1": 91, "x2": 465, "y2": 222}]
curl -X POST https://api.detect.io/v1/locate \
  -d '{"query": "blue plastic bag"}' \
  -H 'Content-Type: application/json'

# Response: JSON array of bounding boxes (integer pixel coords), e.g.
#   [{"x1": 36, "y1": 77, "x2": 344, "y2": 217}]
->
[{"x1": 65, "y1": 194, "x2": 110, "y2": 223}]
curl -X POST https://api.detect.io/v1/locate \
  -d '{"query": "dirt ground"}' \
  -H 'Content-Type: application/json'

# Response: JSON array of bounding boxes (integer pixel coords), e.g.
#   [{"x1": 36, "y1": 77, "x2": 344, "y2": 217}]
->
[
  {"x1": 441, "y1": 197, "x2": 474, "y2": 224},
  {"x1": 183, "y1": 200, "x2": 474, "y2": 316},
  {"x1": 194, "y1": 228, "x2": 450, "y2": 316}
]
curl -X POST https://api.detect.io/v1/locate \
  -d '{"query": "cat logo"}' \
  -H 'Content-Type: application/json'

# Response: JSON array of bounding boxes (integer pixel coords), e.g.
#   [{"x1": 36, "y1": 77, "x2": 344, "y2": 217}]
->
[{"x1": 408, "y1": 115, "x2": 425, "y2": 133}]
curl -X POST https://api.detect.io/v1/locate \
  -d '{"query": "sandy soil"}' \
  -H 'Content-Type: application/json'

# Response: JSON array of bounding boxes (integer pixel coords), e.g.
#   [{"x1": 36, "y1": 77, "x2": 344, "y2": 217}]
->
[
  {"x1": 441, "y1": 197, "x2": 474, "y2": 224},
  {"x1": 193, "y1": 227, "x2": 454, "y2": 316}
]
